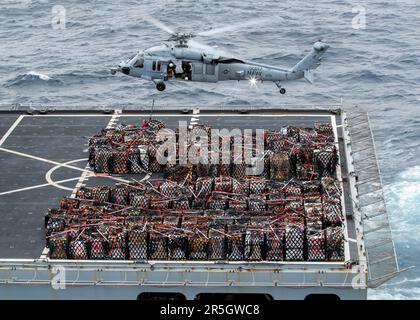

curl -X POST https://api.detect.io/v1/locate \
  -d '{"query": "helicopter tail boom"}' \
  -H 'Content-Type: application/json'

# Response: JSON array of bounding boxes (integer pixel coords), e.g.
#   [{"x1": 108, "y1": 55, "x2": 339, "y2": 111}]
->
[{"x1": 291, "y1": 41, "x2": 329, "y2": 77}]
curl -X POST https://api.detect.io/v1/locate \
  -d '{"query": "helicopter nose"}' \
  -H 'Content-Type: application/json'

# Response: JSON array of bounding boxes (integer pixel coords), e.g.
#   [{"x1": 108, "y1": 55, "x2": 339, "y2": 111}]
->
[{"x1": 121, "y1": 67, "x2": 130, "y2": 75}]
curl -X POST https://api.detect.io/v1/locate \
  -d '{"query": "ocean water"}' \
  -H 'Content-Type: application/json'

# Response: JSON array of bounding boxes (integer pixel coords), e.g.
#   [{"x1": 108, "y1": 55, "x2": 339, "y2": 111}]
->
[{"x1": 0, "y1": 0, "x2": 419, "y2": 299}]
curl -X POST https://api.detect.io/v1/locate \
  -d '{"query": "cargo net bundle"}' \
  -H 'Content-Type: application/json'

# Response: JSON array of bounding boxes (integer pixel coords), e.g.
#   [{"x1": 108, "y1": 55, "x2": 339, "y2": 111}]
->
[
  {"x1": 45, "y1": 175, "x2": 345, "y2": 262},
  {"x1": 88, "y1": 120, "x2": 338, "y2": 181}
]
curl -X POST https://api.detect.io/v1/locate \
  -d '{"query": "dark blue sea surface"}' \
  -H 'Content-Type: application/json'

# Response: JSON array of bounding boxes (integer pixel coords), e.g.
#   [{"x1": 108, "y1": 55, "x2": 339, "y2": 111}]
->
[{"x1": 0, "y1": 0, "x2": 419, "y2": 299}]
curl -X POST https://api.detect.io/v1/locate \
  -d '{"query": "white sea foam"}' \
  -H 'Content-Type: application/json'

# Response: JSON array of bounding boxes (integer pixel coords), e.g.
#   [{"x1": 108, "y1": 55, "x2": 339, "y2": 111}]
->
[
  {"x1": 384, "y1": 165, "x2": 420, "y2": 240},
  {"x1": 369, "y1": 166, "x2": 420, "y2": 300},
  {"x1": 27, "y1": 71, "x2": 51, "y2": 81}
]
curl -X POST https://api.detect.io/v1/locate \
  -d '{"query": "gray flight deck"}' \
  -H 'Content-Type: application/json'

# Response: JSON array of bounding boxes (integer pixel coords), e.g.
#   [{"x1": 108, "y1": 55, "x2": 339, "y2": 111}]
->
[
  {"x1": 0, "y1": 109, "x2": 354, "y2": 260},
  {"x1": 0, "y1": 107, "x2": 399, "y2": 299}
]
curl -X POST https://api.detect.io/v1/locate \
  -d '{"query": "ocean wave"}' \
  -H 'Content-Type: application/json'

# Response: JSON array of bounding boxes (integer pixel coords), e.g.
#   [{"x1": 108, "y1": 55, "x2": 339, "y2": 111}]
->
[
  {"x1": 5, "y1": 71, "x2": 63, "y2": 87},
  {"x1": 4, "y1": 70, "x2": 115, "y2": 88}
]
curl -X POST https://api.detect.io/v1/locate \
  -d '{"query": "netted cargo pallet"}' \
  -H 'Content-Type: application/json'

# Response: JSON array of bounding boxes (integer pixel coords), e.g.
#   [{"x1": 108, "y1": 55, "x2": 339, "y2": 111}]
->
[
  {"x1": 314, "y1": 147, "x2": 337, "y2": 177},
  {"x1": 229, "y1": 197, "x2": 248, "y2": 211},
  {"x1": 315, "y1": 122, "x2": 334, "y2": 142},
  {"x1": 208, "y1": 237, "x2": 226, "y2": 260},
  {"x1": 248, "y1": 195, "x2": 266, "y2": 212},
  {"x1": 244, "y1": 226, "x2": 265, "y2": 261},
  {"x1": 270, "y1": 151, "x2": 291, "y2": 179},
  {"x1": 285, "y1": 224, "x2": 304, "y2": 261},
  {"x1": 111, "y1": 186, "x2": 128, "y2": 205},
  {"x1": 227, "y1": 235, "x2": 244, "y2": 261},
  {"x1": 188, "y1": 233, "x2": 209, "y2": 260},
  {"x1": 168, "y1": 234, "x2": 188, "y2": 260},
  {"x1": 249, "y1": 178, "x2": 266, "y2": 194},
  {"x1": 48, "y1": 234, "x2": 68, "y2": 259},
  {"x1": 128, "y1": 228, "x2": 148, "y2": 260},
  {"x1": 69, "y1": 239, "x2": 89, "y2": 260},
  {"x1": 148, "y1": 231, "x2": 169, "y2": 260},
  {"x1": 305, "y1": 202, "x2": 324, "y2": 230},
  {"x1": 108, "y1": 232, "x2": 126, "y2": 260},
  {"x1": 323, "y1": 201, "x2": 343, "y2": 227},
  {"x1": 307, "y1": 230, "x2": 326, "y2": 261},
  {"x1": 89, "y1": 236, "x2": 108, "y2": 260},
  {"x1": 130, "y1": 194, "x2": 149, "y2": 209},
  {"x1": 265, "y1": 226, "x2": 285, "y2": 261},
  {"x1": 94, "y1": 148, "x2": 113, "y2": 173},
  {"x1": 266, "y1": 131, "x2": 290, "y2": 152},
  {"x1": 45, "y1": 214, "x2": 66, "y2": 236},
  {"x1": 326, "y1": 227, "x2": 345, "y2": 261}
]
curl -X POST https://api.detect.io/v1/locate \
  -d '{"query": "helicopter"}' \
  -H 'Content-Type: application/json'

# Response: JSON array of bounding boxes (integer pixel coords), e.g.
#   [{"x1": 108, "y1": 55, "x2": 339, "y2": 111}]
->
[{"x1": 110, "y1": 16, "x2": 329, "y2": 93}]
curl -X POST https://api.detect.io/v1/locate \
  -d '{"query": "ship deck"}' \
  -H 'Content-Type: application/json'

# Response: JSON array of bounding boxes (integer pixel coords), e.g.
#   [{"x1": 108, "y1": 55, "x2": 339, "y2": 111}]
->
[{"x1": 0, "y1": 108, "x2": 358, "y2": 262}]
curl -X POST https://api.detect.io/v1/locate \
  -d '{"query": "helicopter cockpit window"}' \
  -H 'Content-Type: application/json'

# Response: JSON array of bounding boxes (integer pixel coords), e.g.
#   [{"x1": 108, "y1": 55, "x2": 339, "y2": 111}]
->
[{"x1": 134, "y1": 58, "x2": 144, "y2": 68}]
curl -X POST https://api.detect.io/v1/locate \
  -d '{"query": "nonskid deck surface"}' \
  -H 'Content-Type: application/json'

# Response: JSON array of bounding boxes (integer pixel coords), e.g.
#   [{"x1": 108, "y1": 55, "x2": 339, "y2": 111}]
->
[{"x1": 0, "y1": 109, "x2": 356, "y2": 260}]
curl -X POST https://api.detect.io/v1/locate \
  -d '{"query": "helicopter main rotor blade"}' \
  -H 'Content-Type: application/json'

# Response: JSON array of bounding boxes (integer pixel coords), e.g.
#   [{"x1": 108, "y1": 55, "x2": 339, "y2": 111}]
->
[
  {"x1": 196, "y1": 17, "x2": 279, "y2": 37},
  {"x1": 141, "y1": 14, "x2": 176, "y2": 35}
]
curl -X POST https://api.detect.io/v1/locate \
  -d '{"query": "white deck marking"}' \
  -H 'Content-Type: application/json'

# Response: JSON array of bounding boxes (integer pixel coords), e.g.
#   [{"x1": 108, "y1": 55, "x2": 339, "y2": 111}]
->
[
  {"x1": 71, "y1": 169, "x2": 90, "y2": 198},
  {"x1": 189, "y1": 108, "x2": 200, "y2": 129},
  {"x1": 0, "y1": 147, "x2": 130, "y2": 184},
  {"x1": 0, "y1": 115, "x2": 24, "y2": 147},
  {"x1": 0, "y1": 147, "x2": 90, "y2": 172},
  {"x1": 39, "y1": 247, "x2": 49, "y2": 259},
  {"x1": 45, "y1": 158, "x2": 89, "y2": 191},
  {"x1": 0, "y1": 177, "x2": 81, "y2": 196}
]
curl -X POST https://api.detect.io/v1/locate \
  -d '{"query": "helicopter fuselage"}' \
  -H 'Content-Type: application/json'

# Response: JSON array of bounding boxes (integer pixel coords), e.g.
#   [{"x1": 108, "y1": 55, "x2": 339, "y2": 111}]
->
[{"x1": 112, "y1": 41, "x2": 328, "y2": 92}]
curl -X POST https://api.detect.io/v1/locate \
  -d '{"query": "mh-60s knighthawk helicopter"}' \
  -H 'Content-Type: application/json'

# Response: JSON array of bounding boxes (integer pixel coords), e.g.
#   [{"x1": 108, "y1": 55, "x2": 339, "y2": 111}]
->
[{"x1": 111, "y1": 16, "x2": 329, "y2": 93}]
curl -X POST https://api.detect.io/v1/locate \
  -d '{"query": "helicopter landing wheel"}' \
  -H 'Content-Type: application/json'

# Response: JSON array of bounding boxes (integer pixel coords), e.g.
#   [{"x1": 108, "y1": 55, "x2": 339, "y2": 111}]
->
[
  {"x1": 156, "y1": 81, "x2": 166, "y2": 91},
  {"x1": 280, "y1": 88, "x2": 286, "y2": 94}
]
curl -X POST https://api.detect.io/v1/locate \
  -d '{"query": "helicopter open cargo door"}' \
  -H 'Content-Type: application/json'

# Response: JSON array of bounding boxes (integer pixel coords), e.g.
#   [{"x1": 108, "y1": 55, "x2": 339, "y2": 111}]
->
[
  {"x1": 345, "y1": 112, "x2": 402, "y2": 288},
  {"x1": 192, "y1": 63, "x2": 218, "y2": 82}
]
